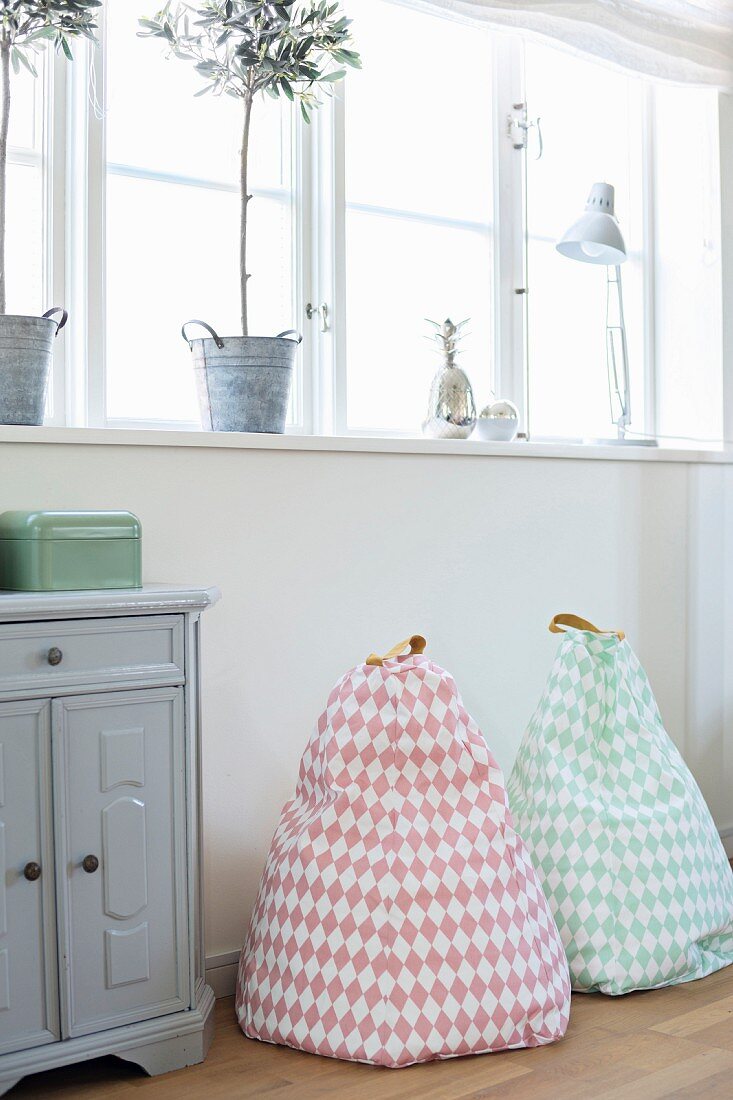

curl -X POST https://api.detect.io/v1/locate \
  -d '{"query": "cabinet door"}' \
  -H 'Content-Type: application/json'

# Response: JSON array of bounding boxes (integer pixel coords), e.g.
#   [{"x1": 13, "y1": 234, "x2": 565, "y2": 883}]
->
[
  {"x1": 0, "y1": 700, "x2": 58, "y2": 1055},
  {"x1": 54, "y1": 688, "x2": 188, "y2": 1038}
]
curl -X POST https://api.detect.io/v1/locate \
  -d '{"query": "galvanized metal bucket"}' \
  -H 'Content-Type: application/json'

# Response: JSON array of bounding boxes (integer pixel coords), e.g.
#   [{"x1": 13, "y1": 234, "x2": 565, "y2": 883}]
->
[
  {"x1": 0, "y1": 309, "x2": 67, "y2": 426},
  {"x1": 182, "y1": 321, "x2": 302, "y2": 434}
]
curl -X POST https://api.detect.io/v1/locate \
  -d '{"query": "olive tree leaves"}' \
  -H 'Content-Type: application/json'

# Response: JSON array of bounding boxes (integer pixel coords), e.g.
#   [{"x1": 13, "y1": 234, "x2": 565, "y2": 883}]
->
[
  {"x1": 0, "y1": 2, "x2": 100, "y2": 313},
  {"x1": 138, "y1": 1, "x2": 361, "y2": 122},
  {"x1": 138, "y1": 1, "x2": 360, "y2": 335},
  {"x1": 0, "y1": 0, "x2": 101, "y2": 77}
]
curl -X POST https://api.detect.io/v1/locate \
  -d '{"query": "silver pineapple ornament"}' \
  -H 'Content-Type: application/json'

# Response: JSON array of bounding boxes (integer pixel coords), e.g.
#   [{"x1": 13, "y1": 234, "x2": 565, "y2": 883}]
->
[{"x1": 422, "y1": 318, "x2": 477, "y2": 439}]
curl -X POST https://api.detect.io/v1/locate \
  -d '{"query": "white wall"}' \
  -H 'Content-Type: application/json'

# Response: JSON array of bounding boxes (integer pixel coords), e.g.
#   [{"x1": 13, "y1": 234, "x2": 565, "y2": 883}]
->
[{"x1": 1, "y1": 440, "x2": 730, "y2": 962}]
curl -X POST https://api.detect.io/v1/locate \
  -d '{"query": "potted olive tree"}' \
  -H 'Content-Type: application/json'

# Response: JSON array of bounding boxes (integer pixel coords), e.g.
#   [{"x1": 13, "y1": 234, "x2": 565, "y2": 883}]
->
[
  {"x1": 140, "y1": 0, "x2": 359, "y2": 434},
  {"x1": 0, "y1": 1, "x2": 99, "y2": 425}
]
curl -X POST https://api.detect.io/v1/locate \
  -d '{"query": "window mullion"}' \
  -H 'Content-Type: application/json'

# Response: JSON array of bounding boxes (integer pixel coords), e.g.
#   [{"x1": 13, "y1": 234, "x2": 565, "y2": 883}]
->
[
  {"x1": 721, "y1": 92, "x2": 733, "y2": 446},
  {"x1": 43, "y1": 52, "x2": 68, "y2": 426},
  {"x1": 641, "y1": 83, "x2": 657, "y2": 439},
  {"x1": 492, "y1": 35, "x2": 527, "y2": 435},
  {"x1": 65, "y1": 46, "x2": 86, "y2": 426},
  {"x1": 311, "y1": 91, "x2": 343, "y2": 436},
  {"x1": 293, "y1": 106, "x2": 314, "y2": 435},
  {"x1": 86, "y1": 18, "x2": 107, "y2": 429},
  {"x1": 66, "y1": 19, "x2": 106, "y2": 428}
]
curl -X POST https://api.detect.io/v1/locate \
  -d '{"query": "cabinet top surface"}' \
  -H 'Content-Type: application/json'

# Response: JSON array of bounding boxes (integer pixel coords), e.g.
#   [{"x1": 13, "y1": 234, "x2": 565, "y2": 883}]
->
[{"x1": 0, "y1": 583, "x2": 221, "y2": 623}]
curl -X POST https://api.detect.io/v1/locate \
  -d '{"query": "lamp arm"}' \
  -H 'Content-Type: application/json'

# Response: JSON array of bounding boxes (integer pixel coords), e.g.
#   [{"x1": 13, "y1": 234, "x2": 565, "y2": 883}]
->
[{"x1": 606, "y1": 265, "x2": 631, "y2": 438}]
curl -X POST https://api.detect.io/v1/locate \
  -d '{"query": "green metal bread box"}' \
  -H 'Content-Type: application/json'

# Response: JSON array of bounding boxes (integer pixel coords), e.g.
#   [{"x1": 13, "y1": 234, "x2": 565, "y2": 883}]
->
[{"x1": 0, "y1": 511, "x2": 142, "y2": 592}]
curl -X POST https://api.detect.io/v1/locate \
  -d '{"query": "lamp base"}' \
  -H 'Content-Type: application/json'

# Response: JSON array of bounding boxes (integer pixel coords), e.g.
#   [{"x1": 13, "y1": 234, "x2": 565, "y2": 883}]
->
[{"x1": 583, "y1": 436, "x2": 658, "y2": 447}]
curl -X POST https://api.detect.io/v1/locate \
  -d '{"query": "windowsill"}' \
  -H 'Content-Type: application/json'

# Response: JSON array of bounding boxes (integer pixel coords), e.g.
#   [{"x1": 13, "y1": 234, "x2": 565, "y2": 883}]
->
[{"x1": 0, "y1": 424, "x2": 731, "y2": 463}]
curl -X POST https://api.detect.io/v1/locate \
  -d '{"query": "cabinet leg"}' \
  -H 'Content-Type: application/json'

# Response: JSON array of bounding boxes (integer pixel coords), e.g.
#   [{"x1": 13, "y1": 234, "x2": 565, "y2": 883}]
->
[
  {"x1": 116, "y1": 1025, "x2": 212, "y2": 1078},
  {"x1": 0, "y1": 994, "x2": 215, "y2": 1089},
  {"x1": 115, "y1": 990, "x2": 215, "y2": 1078}
]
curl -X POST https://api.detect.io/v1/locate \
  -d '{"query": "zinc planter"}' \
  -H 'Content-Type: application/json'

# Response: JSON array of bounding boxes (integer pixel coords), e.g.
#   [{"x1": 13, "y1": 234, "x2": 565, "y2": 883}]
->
[
  {"x1": 182, "y1": 321, "x2": 302, "y2": 434},
  {"x1": 0, "y1": 309, "x2": 68, "y2": 426}
]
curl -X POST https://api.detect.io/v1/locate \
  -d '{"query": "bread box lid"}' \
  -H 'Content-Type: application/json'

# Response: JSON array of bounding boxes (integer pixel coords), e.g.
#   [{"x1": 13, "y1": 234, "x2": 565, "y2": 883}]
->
[{"x1": 0, "y1": 510, "x2": 141, "y2": 541}]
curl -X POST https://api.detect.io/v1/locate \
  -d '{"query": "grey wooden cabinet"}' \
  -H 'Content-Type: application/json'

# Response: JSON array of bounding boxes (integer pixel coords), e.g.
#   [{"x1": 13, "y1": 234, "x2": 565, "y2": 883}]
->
[
  {"x1": 0, "y1": 585, "x2": 220, "y2": 1096},
  {"x1": 0, "y1": 700, "x2": 57, "y2": 1059}
]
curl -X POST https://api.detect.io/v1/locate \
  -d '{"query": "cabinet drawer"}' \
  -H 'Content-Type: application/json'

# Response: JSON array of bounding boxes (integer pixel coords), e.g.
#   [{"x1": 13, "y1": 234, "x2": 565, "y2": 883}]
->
[{"x1": 0, "y1": 616, "x2": 184, "y2": 696}]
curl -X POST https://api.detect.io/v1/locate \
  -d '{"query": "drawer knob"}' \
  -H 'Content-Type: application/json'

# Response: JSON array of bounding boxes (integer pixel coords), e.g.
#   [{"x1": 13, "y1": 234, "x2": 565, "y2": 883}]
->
[
  {"x1": 47, "y1": 647, "x2": 63, "y2": 667},
  {"x1": 82, "y1": 854, "x2": 99, "y2": 874},
  {"x1": 24, "y1": 862, "x2": 41, "y2": 882}
]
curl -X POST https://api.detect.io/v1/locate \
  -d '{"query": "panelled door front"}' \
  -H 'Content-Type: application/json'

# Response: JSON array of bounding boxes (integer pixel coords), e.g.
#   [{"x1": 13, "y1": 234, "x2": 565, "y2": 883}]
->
[
  {"x1": 54, "y1": 688, "x2": 188, "y2": 1037},
  {"x1": 0, "y1": 700, "x2": 58, "y2": 1055}
]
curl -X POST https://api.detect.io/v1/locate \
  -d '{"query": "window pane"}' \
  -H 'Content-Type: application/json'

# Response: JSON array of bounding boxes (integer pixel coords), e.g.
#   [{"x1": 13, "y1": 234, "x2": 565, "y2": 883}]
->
[
  {"x1": 346, "y1": 214, "x2": 491, "y2": 431},
  {"x1": 343, "y1": 0, "x2": 494, "y2": 432},
  {"x1": 106, "y1": 4, "x2": 287, "y2": 190},
  {"x1": 6, "y1": 57, "x2": 44, "y2": 318},
  {"x1": 104, "y1": 8, "x2": 295, "y2": 423},
  {"x1": 525, "y1": 42, "x2": 645, "y2": 439},
  {"x1": 6, "y1": 163, "x2": 44, "y2": 317},
  {"x1": 527, "y1": 241, "x2": 611, "y2": 437},
  {"x1": 8, "y1": 63, "x2": 38, "y2": 151},
  {"x1": 106, "y1": 177, "x2": 292, "y2": 422},
  {"x1": 345, "y1": 1, "x2": 493, "y2": 222},
  {"x1": 653, "y1": 85, "x2": 722, "y2": 441}
]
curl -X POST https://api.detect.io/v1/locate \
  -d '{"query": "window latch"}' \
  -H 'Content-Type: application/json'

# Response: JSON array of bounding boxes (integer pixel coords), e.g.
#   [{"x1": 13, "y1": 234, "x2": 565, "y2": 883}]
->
[
  {"x1": 306, "y1": 302, "x2": 330, "y2": 333},
  {"x1": 507, "y1": 103, "x2": 543, "y2": 160}
]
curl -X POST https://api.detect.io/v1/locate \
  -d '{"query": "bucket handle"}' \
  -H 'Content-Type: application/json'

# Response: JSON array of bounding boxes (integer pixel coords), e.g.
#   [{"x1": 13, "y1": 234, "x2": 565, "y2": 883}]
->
[
  {"x1": 366, "y1": 635, "x2": 427, "y2": 667},
  {"x1": 181, "y1": 320, "x2": 225, "y2": 349},
  {"x1": 181, "y1": 322, "x2": 303, "y2": 349},
  {"x1": 549, "y1": 613, "x2": 625, "y2": 641},
  {"x1": 43, "y1": 308, "x2": 68, "y2": 337}
]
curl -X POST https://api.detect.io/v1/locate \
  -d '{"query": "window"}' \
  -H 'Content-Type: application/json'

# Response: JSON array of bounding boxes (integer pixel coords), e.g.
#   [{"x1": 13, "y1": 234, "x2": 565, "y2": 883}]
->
[
  {"x1": 6, "y1": 60, "x2": 45, "y2": 318},
  {"x1": 340, "y1": 0, "x2": 494, "y2": 433},
  {"x1": 10, "y1": 1, "x2": 725, "y2": 442},
  {"x1": 524, "y1": 44, "x2": 646, "y2": 441},
  {"x1": 524, "y1": 47, "x2": 722, "y2": 443},
  {"x1": 102, "y1": 4, "x2": 295, "y2": 428},
  {"x1": 7, "y1": 51, "x2": 65, "y2": 425},
  {"x1": 652, "y1": 83, "x2": 723, "y2": 442}
]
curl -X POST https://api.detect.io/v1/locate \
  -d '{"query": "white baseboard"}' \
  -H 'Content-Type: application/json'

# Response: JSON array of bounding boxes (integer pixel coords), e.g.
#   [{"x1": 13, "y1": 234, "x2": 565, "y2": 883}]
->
[{"x1": 205, "y1": 951, "x2": 239, "y2": 999}]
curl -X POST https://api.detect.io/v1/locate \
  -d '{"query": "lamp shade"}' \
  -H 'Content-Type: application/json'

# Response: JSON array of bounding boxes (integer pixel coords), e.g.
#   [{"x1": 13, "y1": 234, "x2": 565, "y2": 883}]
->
[{"x1": 556, "y1": 182, "x2": 627, "y2": 265}]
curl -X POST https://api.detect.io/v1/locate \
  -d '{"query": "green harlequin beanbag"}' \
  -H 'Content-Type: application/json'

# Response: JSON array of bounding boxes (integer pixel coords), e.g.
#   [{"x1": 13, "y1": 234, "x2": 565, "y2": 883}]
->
[{"x1": 507, "y1": 614, "x2": 733, "y2": 996}]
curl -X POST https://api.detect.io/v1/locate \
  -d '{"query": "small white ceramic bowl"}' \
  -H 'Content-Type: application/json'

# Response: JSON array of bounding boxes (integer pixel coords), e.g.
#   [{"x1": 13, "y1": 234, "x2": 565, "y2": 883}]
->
[{"x1": 473, "y1": 400, "x2": 519, "y2": 442}]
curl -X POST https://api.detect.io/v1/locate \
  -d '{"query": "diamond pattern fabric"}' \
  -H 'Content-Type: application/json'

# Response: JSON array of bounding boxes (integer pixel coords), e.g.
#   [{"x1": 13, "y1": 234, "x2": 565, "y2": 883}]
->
[
  {"x1": 236, "y1": 653, "x2": 570, "y2": 1067},
  {"x1": 507, "y1": 625, "x2": 733, "y2": 996}
]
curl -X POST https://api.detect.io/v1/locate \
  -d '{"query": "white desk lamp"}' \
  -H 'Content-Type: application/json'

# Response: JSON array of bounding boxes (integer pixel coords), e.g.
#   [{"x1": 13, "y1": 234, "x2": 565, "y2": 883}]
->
[{"x1": 556, "y1": 182, "x2": 654, "y2": 445}]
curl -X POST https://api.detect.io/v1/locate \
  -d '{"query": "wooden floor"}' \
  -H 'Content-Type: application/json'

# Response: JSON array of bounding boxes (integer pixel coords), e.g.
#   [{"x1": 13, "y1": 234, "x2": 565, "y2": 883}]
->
[{"x1": 10, "y1": 963, "x2": 733, "y2": 1099}]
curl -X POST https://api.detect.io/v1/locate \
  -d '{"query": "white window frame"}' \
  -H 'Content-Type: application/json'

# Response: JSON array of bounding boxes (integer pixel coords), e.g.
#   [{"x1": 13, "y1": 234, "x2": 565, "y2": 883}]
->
[
  {"x1": 300, "y1": 22, "x2": 661, "y2": 443},
  {"x1": 7, "y1": 50, "x2": 67, "y2": 426},
  {"x1": 33, "y1": 1, "x2": 723, "y2": 442},
  {"x1": 59, "y1": 8, "x2": 306, "y2": 433},
  {"x1": 314, "y1": 32, "x2": 526, "y2": 438}
]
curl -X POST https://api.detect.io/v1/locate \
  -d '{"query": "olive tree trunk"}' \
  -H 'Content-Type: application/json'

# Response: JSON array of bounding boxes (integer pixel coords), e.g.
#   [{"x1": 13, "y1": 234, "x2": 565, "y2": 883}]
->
[
  {"x1": 240, "y1": 92, "x2": 253, "y2": 337},
  {"x1": 0, "y1": 41, "x2": 10, "y2": 316}
]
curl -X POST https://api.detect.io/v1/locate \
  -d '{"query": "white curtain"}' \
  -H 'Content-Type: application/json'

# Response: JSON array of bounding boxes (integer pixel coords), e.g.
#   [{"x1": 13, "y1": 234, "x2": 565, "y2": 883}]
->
[{"x1": 399, "y1": 1, "x2": 733, "y2": 88}]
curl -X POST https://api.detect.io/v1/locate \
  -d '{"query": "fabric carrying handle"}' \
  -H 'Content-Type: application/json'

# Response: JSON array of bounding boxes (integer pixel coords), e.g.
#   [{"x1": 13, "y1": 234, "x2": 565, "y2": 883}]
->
[
  {"x1": 366, "y1": 635, "x2": 427, "y2": 667},
  {"x1": 43, "y1": 307, "x2": 68, "y2": 337},
  {"x1": 549, "y1": 613, "x2": 625, "y2": 641},
  {"x1": 181, "y1": 320, "x2": 225, "y2": 349}
]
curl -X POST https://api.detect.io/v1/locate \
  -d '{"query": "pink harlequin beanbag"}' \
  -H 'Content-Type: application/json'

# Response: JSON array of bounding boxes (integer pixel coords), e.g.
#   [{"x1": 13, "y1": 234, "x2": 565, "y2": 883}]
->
[{"x1": 236, "y1": 636, "x2": 570, "y2": 1068}]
